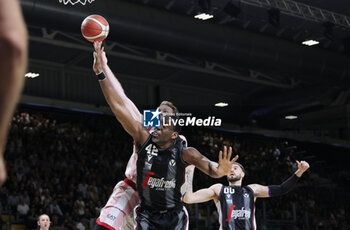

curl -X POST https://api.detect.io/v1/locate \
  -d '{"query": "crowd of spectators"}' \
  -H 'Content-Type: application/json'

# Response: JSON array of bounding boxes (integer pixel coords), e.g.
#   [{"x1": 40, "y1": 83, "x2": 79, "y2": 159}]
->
[
  {"x1": 0, "y1": 108, "x2": 349, "y2": 230},
  {"x1": 1, "y1": 110, "x2": 131, "y2": 230}
]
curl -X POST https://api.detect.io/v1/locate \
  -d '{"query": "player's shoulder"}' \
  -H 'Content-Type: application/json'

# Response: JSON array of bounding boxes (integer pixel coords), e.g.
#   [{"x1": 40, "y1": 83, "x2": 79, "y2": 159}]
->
[
  {"x1": 210, "y1": 183, "x2": 224, "y2": 194},
  {"x1": 182, "y1": 146, "x2": 195, "y2": 154},
  {"x1": 185, "y1": 164, "x2": 195, "y2": 171},
  {"x1": 246, "y1": 183, "x2": 263, "y2": 193}
]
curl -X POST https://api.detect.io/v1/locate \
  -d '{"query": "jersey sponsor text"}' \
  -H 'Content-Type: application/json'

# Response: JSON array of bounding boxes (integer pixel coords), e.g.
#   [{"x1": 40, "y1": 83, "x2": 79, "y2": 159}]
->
[
  {"x1": 141, "y1": 171, "x2": 176, "y2": 189},
  {"x1": 226, "y1": 205, "x2": 251, "y2": 222}
]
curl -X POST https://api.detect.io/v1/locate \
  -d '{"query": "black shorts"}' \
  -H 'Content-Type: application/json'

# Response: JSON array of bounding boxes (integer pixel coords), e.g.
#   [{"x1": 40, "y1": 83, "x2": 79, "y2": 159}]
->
[{"x1": 135, "y1": 205, "x2": 189, "y2": 230}]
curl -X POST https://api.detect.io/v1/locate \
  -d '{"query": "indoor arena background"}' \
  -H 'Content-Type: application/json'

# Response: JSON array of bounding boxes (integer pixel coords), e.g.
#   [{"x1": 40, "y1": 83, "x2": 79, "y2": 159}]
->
[{"x1": 1, "y1": 0, "x2": 350, "y2": 230}]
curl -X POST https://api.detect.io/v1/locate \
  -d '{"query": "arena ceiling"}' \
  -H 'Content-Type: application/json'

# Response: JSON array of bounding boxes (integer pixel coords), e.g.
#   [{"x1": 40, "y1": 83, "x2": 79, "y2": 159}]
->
[{"x1": 19, "y1": 0, "x2": 350, "y2": 139}]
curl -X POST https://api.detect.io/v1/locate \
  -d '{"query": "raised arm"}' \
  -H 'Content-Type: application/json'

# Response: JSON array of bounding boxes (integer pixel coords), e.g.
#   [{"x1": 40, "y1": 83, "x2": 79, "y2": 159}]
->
[
  {"x1": 249, "y1": 160, "x2": 310, "y2": 199},
  {"x1": 183, "y1": 146, "x2": 238, "y2": 178},
  {"x1": 93, "y1": 42, "x2": 147, "y2": 143},
  {"x1": 0, "y1": 0, "x2": 28, "y2": 186},
  {"x1": 93, "y1": 41, "x2": 142, "y2": 121},
  {"x1": 182, "y1": 165, "x2": 221, "y2": 204}
]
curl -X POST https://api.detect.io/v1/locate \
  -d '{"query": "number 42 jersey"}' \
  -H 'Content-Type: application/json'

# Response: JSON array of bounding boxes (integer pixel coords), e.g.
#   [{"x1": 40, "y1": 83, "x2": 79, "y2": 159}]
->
[{"x1": 137, "y1": 135, "x2": 186, "y2": 210}]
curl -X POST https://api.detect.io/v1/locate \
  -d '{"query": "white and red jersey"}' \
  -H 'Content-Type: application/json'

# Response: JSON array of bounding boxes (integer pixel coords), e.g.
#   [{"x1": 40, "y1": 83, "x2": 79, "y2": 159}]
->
[
  {"x1": 124, "y1": 151, "x2": 138, "y2": 184},
  {"x1": 124, "y1": 127, "x2": 154, "y2": 183}
]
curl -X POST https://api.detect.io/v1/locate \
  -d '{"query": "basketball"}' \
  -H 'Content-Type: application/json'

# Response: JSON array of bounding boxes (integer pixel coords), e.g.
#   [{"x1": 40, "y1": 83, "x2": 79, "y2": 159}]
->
[{"x1": 81, "y1": 15, "x2": 109, "y2": 42}]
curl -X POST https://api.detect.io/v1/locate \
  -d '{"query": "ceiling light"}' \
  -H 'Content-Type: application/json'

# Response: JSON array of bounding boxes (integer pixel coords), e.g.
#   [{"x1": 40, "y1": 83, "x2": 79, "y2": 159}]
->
[
  {"x1": 25, "y1": 72, "x2": 40, "y2": 78},
  {"x1": 302, "y1": 40, "x2": 319, "y2": 46},
  {"x1": 194, "y1": 13, "x2": 214, "y2": 20},
  {"x1": 285, "y1": 115, "x2": 298, "y2": 120},
  {"x1": 215, "y1": 102, "x2": 228, "y2": 107}
]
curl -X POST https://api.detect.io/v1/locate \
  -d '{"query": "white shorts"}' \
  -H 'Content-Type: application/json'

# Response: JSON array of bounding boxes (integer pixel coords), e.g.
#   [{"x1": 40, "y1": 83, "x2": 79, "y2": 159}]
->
[{"x1": 97, "y1": 179, "x2": 139, "y2": 230}]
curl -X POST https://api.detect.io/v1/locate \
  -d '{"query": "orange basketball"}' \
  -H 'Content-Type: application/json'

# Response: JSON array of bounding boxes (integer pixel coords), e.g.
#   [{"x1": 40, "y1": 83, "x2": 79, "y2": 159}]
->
[{"x1": 81, "y1": 15, "x2": 109, "y2": 42}]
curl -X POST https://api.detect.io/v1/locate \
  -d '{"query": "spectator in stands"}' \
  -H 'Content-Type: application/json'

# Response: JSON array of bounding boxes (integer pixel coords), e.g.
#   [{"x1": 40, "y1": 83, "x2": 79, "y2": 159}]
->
[
  {"x1": 8, "y1": 191, "x2": 20, "y2": 211},
  {"x1": 49, "y1": 199, "x2": 63, "y2": 217},
  {"x1": 0, "y1": 201, "x2": 4, "y2": 229},
  {"x1": 17, "y1": 197, "x2": 29, "y2": 218}
]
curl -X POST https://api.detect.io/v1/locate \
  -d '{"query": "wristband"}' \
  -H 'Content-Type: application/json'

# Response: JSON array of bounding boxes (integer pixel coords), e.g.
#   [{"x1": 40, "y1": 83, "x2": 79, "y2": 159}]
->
[{"x1": 96, "y1": 72, "x2": 106, "y2": 81}]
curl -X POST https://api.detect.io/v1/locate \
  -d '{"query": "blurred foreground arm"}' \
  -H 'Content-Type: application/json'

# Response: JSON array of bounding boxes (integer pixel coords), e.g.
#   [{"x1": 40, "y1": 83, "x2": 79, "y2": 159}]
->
[{"x1": 0, "y1": 0, "x2": 28, "y2": 186}]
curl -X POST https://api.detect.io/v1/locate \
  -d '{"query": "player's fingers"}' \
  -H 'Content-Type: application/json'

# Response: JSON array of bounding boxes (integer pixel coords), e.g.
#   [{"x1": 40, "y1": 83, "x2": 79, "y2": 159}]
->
[
  {"x1": 230, "y1": 155, "x2": 239, "y2": 163},
  {"x1": 97, "y1": 41, "x2": 102, "y2": 50},
  {"x1": 227, "y1": 147, "x2": 232, "y2": 161},
  {"x1": 219, "y1": 150, "x2": 223, "y2": 162},
  {"x1": 223, "y1": 146, "x2": 227, "y2": 160}
]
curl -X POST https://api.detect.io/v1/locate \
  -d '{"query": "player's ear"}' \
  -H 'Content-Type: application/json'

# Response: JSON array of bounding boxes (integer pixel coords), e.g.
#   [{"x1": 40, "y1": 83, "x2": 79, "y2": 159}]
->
[{"x1": 171, "y1": 132, "x2": 179, "y2": 140}]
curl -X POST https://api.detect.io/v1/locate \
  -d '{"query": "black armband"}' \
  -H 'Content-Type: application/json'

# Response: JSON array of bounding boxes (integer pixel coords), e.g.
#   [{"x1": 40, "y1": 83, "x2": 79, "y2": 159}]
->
[
  {"x1": 268, "y1": 174, "x2": 299, "y2": 197},
  {"x1": 96, "y1": 72, "x2": 106, "y2": 81}
]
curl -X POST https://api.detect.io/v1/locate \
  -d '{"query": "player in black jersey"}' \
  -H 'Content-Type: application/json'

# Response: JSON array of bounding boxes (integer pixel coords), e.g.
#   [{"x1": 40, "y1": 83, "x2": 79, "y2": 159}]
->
[
  {"x1": 135, "y1": 116, "x2": 238, "y2": 230},
  {"x1": 136, "y1": 115, "x2": 237, "y2": 230},
  {"x1": 92, "y1": 42, "x2": 238, "y2": 230},
  {"x1": 183, "y1": 160, "x2": 310, "y2": 230}
]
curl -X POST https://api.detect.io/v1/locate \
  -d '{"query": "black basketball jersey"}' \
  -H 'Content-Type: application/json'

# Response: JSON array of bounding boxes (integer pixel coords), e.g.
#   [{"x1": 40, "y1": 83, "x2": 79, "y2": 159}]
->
[
  {"x1": 218, "y1": 185, "x2": 256, "y2": 230},
  {"x1": 137, "y1": 135, "x2": 186, "y2": 210}
]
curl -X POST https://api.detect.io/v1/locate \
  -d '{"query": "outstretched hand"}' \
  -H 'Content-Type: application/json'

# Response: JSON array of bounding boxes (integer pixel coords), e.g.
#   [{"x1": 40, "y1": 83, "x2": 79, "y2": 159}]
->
[
  {"x1": 296, "y1": 160, "x2": 310, "y2": 173},
  {"x1": 211, "y1": 146, "x2": 239, "y2": 177},
  {"x1": 93, "y1": 41, "x2": 107, "y2": 74}
]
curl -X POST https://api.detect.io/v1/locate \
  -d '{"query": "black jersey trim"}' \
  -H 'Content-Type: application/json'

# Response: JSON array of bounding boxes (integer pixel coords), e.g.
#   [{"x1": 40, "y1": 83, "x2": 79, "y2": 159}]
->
[
  {"x1": 136, "y1": 134, "x2": 152, "y2": 155},
  {"x1": 176, "y1": 137, "x2": 188, "y2": 166}
]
